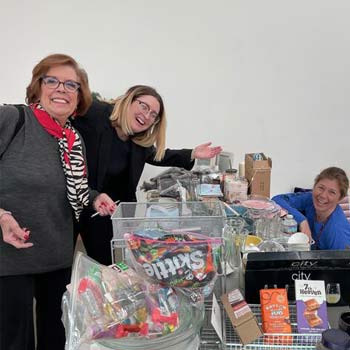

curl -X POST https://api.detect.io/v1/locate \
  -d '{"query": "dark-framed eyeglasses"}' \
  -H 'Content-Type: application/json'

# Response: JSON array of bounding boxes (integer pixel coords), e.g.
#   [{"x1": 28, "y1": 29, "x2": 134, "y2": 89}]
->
[
  {"x1": 41, "y1": 76, "x2": 81, "y2": 93},
  {"x1": 135, "y1": 99, "x2": 159, "y2": 121}
]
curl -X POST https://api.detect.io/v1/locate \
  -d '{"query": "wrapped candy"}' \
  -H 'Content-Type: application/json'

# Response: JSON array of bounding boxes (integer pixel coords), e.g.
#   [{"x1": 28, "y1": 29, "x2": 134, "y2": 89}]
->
[
  {"x1": 63, "y1": 253, "x2": 182, "y2": 350},
  {"x1": 125, "y1": 229, "x2": 222, "y2": 301}
]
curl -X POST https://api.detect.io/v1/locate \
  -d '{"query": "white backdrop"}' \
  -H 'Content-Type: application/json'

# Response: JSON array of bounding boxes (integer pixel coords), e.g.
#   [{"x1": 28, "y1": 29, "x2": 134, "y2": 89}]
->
[{"x1": 1, "y1": 0, "x2": 349, "y2": 196}]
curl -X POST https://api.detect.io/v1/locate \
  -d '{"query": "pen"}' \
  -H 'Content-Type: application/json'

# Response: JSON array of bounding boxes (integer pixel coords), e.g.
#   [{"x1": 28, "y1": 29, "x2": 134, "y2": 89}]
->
[
  {"x1": 222, "y1": 201, "x2": 241, "y2": 216},
  {"x1": 91, "y1": 200, "x2": 120, "y2": 218}
]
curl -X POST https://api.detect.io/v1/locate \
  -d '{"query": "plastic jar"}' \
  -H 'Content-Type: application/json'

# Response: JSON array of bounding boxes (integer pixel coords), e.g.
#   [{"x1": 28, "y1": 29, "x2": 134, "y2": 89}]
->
[
  {"x1": 339, "y1": 312, "x2": 350, "y2": 336},
  {"x1": 282, "y1": 214, "x2": 298, "y2": 234},
  {"x1": 316, "y1": 329, "x2": 350, "y2": 350}
]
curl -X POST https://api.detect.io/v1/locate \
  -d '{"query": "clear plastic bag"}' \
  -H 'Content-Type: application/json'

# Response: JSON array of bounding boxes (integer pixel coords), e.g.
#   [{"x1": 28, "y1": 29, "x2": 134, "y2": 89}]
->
[
  {"x1": 63, "y1": 252, "x2": 183, "y2": 350},
  {"x1": 125, "y1": 229, "x2": 223, "y2": 302}
]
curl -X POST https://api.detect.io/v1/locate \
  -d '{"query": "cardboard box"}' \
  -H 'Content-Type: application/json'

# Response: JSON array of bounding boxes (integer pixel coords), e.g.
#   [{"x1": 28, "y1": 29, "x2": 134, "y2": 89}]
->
[
  {"x1": 260, "y1": 288, "x2": 292, "y2": 345},
  {"x1": 295, "y1": 279, "x2": 328, "y2": 333},
  {"x1": 221, "y1": 289, "x2": 263, "y2": 345},
  {"x1": 245, "y1": 153, "x2": 272, "y2": 198},
  {"x1": 244, "y1": 250, "x2": 350, "y2": 306}
]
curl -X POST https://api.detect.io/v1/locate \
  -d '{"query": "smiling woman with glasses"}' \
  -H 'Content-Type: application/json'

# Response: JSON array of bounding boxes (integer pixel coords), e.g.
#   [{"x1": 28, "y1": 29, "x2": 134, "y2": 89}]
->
[
  {"x1": 72, "y1": 84, "x2": 222, "y2": 266},
  {"x1": 0, "y1": 53, "x2": 115, "y2": 350}
]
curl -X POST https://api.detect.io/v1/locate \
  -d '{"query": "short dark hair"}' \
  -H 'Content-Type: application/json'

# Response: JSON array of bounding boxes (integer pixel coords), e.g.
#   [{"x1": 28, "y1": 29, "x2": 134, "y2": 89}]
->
[{"x1": 26, "y1": 54, "x2": 92, "y2": 115}]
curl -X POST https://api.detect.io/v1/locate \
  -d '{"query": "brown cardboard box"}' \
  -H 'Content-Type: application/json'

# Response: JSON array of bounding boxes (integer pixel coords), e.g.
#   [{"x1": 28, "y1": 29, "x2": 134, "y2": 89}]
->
[
  {"x1": 221, "y1": 289, "x2": 263, "y2": 345},
  {"x1": 245, "y1": 153, "x2": 272, "y2": 198}
]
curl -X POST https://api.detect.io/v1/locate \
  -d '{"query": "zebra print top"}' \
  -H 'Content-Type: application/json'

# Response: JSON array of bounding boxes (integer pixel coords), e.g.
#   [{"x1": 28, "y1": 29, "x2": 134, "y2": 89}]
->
[{"x1": 30, "y1": 104, "x2": 89, "y2": 220}]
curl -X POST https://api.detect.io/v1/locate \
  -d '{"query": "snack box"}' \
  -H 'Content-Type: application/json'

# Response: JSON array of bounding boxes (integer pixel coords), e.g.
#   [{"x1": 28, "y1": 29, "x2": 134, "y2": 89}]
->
[
  {"x1": 221, "y1": 289, "x2": 262, "y2": 345},
  {"x1": 260, "y1": 288, "x2": 292, "y2": 345},
  {"x1": 294, "y1": 279, "x2": 328, "y2": 333}
]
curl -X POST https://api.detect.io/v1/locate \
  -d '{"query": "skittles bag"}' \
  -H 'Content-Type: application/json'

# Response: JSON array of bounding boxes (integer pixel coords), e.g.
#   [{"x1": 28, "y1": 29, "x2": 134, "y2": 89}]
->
[{"x1": 125, "y1": 229, "x2": 222, "y2": 302}]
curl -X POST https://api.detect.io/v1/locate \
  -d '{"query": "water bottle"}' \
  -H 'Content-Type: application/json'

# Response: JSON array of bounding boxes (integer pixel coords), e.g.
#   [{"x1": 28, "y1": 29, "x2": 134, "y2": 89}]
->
[{"x1": 282, "y1": 214, "x2": 298, "y2": 234}]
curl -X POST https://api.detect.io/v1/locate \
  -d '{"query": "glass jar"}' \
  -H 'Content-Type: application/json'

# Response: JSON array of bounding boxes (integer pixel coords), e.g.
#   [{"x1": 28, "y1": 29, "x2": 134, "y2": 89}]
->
[
  {"x1": 224, "y1": 169, "x2": 237, "y2": 203},
  {"x1": 146, "y1": 189, "x2": 160, "y2": 202},
  {"x1": 224, "y1": 217, "x2": 247, "y2": 271},
  {"x1": 224, "y1": 169, "x2": 248, "y2": 203},
  {"x1": 91, "y1": 296, "x2": 204, "y2": 350}
]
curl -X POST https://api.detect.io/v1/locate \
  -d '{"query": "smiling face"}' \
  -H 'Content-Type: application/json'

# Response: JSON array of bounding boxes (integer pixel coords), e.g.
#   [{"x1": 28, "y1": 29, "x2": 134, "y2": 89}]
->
[
  {"x1": 39, "y1": 65, "x2": 79, "y2": 125},
  {"x1": 127, "y1": 95, "x2": 160, "y2": 134},
  {"x1": 312, "y1": 178, "x2": 342, "y2": 220}
]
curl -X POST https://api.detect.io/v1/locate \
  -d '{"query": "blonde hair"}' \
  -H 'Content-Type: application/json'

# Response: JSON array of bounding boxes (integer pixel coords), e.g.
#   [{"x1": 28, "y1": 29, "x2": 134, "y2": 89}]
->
[{"x1": 110, "y1": 85, "x2": 166, "y2": 161}]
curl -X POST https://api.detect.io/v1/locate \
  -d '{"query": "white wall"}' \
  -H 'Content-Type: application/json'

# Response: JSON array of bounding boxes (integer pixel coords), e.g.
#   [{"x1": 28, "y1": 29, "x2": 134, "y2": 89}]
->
[{"x1": 1, "y1": 0, "x2": 349, "y2": 195}]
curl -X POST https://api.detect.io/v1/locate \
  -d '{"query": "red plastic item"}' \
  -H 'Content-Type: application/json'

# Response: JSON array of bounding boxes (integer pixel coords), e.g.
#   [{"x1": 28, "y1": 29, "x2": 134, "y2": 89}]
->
[
  {"x1": 152, "y1": 308, "x2": 178, "y2": 327},
  {"x1": 115, "y1": 323, "x2": 149, "y2": 338}
]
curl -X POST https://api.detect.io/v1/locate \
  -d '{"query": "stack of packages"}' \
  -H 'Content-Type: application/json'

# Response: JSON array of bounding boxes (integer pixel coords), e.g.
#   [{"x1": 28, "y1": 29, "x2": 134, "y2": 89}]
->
[{"x1": 140, "y1": 167, "x2": 199, "y2": 202}]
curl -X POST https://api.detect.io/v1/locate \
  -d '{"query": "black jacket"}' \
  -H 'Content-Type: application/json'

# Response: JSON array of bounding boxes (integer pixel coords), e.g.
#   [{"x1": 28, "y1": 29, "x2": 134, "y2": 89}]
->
[{"x1": 73, "y1": 100, "x2": 195, "y2": 202}]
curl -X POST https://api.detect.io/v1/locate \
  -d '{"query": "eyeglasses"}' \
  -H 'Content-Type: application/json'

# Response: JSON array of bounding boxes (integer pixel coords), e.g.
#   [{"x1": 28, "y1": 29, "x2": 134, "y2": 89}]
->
[
  {"x1": 41, "y1": 76, "x2": 81, "y2": 93},
  {"x1": 135, "y1": 99, "x2": 159, "y2": 121}
]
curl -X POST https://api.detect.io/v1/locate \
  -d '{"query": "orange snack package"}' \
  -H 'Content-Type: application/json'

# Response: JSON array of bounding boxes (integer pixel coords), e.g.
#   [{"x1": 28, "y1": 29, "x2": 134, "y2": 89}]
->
[{"x1": 260, "y1": 288, "x2": 292, "y2": 345}]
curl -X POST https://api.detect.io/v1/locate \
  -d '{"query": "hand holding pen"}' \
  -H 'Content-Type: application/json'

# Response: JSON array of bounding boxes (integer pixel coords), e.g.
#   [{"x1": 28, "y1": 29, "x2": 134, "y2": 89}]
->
[{"x1": 91, "y1": 193, "x2": 119, "y2": 218}]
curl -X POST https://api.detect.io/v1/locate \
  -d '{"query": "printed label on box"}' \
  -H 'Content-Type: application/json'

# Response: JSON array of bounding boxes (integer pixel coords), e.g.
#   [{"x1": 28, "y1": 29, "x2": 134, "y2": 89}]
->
[
  {"x1": 232, "y1": 302, "x2": 251, "y2": 319},
  {"x1": 228, "y1": 289, "x2": 244, "y2": 304},
  {"x1": 295, "y1": 280, "x2": 328, "y2": 333}
]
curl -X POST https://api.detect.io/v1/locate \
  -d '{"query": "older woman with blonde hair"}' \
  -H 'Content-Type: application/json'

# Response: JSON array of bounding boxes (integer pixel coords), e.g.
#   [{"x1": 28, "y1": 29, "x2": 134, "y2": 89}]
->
[
  {"x1": 73, "y1": 84, "x2": 222, "y2": 265},
  {"x1": 0, "y1": 53, "x2": 114, "y2": 350}
]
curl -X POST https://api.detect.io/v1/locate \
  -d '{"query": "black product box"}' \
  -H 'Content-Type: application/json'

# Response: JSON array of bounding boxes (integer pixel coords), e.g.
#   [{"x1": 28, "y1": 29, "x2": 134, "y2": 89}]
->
[{"x1": 244, "y1": 250, "x2": 350, "y2": 306}]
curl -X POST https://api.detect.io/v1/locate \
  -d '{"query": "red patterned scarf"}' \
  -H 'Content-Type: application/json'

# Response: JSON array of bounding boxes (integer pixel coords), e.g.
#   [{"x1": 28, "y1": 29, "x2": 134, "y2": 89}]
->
[{"x1": 30, "y1": 103, "x2": 89, "y2": 220}]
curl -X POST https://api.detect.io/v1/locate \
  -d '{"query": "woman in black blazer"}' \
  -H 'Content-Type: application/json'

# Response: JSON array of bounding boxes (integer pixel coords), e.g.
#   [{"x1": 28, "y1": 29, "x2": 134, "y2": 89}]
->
[{"x1": 73, "y1": 85, "x2": 222, "y2": 265}]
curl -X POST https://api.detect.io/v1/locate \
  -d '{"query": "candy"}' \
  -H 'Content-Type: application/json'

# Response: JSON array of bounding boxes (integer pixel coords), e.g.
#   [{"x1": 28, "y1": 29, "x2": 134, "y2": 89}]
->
[{"x1": 125, "y1": 229, "x2": 221, "y2": 290}]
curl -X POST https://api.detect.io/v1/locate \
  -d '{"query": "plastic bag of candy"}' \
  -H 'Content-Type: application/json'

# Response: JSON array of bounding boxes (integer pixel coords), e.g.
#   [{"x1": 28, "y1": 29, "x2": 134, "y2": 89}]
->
[
  {"x1": 63, "y1": 252, "x2": 185, "y2": 350},
  {"x1": 125, "y1": 228, "x2": 223, "y2": 302}
]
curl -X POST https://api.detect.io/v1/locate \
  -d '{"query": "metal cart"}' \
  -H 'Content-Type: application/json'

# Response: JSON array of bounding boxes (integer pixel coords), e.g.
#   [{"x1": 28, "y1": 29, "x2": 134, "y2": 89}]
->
[{"x1": 110, "y1": 201, "x2": 322, "y2": 350}]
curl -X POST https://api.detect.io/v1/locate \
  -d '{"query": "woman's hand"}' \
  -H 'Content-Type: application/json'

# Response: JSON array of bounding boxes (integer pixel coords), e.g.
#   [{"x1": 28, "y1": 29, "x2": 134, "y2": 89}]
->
[
  {"x1": 299, "y1": 220, "x2": 312, "y2": 242},
  {"x1": 92, "y1": 193, "x2": 117, "y2": 216},
  {"x1": 0, "y1": 213, "x2": 33, "y2": 249},
  {"x1": 192, "y1": 142, "x2": 223, "y2": 159}
]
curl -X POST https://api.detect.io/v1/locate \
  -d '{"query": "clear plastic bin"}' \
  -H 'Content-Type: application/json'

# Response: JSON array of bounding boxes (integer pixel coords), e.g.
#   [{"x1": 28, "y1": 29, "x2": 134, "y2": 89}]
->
[
  {"x1": 109, "y1": 201, "x2": 226, "y2": 349},
  {"x1": 111, "y1": 201, "x2": 225, "y2": 262}
]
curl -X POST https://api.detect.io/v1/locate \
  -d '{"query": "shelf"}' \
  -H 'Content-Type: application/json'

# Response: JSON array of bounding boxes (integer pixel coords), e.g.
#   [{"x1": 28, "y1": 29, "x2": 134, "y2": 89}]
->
[
  {"x1": 199, "y1": 301, "x2": 223, "y2": 349},
  {"x1": 200, "y1": 303, "x2": 322, "y2": 350}
]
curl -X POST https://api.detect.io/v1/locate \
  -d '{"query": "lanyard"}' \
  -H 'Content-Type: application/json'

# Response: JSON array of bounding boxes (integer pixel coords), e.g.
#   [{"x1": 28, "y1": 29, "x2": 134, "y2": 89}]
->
[{"x1": 313, "y1": 217, "x2": 330, "y2": 250}]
